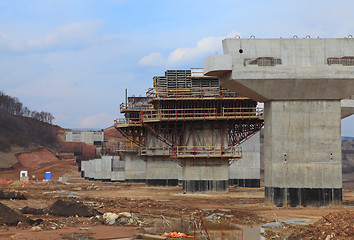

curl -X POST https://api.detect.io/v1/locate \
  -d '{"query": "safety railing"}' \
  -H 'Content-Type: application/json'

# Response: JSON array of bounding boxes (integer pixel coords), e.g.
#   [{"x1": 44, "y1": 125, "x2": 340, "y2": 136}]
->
[
  {"x1": 146, "y1": 87, "x2": 241, "y2": 100},
  {"x1": 138, "y1": 147, "x2": 170, "y2": 156},
  {"x1": 142, "y1": 108, "x2": 217, "y2": 121},
  {"x1": 222, "y1": 107, "x2": 264, "y2": 118},
  {"x1": 115, "y1": 145, "x2": 140, "y2": 152},
  {"x1": 173, "y1": 146, "x2": 242, "y2": 158},
  {"x1": 141, "y1": 107, "x2": 263, "y2": 122},
  {"x1": 114, "y1": 118, "x2": 141, "y2": 127},
  {"x1": 120, "y1": 102, "x2": 153, "y2": 113}
]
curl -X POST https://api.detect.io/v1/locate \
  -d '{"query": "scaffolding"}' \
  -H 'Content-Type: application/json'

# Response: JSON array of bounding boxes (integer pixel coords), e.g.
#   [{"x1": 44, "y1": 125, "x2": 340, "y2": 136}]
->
[{"x1": 114, "y1": 69, "x2": 264, "y2": 165}]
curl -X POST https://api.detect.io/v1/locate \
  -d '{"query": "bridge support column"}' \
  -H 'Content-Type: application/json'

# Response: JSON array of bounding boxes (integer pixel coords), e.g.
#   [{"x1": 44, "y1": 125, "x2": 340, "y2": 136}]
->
[
  {"x1": 264, "y1": 100, "x2": 342, "y2": 206},
  {"x1": 182, "y1": 159, "x2": 229, "y2": 192},
  {"x1": 146, "y1": 157, "x2": 179, "y2": 186},
  {"x1": 229, "y1": 132, "x2": 260, "y2": 188},
  {"x1": 124, "y1": 152, "x2": 146, "y2": 183}
]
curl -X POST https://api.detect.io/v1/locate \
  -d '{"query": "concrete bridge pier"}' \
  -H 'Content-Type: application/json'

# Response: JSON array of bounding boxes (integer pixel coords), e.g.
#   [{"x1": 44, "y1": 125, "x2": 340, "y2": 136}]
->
[
  {"x1": 229, "y1": 132, "x2": 260, "y2": 188},
  {"x1": 124, "y1": 152, "x2": 146, "y2": 183},
  {"x1": 204, "y1": 38, "x2": 354, "y2": 206},
  {"x1": 264, "y1": 100, "x2": 342, "y2": 206},
  {"x1": 145, "y1": 157, "x2": 179, "y2": 186},
  {"x1": 182, "y1": 159, "x2": 229, "y2": 192}
]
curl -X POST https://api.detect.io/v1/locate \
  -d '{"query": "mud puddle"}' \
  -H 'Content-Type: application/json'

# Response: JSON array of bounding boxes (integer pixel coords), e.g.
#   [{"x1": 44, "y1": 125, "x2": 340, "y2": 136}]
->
[{"x1": 145, "y1": 217, "x2": 264, "y2": 240}]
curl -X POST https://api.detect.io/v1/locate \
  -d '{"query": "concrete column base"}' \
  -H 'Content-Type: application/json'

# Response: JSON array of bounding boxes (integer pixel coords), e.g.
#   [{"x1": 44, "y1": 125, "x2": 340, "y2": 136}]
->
[
  {"x1": 182, "y1": 180, "x2": 228, "y2": 192},
  {"x1": 145, "y1": 157, "x2": 179, "y2": 187},
  {"x1": 146, "y1": 179, "x2": 178, "y2": 186},
  {"x1": 183, "y1": 158, "x2": 229, "y2": 192},
  {"x1": 265, "y1": 187, "x2": 342, "y2": 207},
  {"x1": 229, "y1": 179, "x2": 260, "y2": 188},
  {"x1": 124, "y1": 152, "x2": 146, "y2": 182},
  {"x1": 125, "y1": 179, "x2": 146, "y2": 183},
  {"x1": 264, "y1": 100, "x2": 342, "y2": 207}
]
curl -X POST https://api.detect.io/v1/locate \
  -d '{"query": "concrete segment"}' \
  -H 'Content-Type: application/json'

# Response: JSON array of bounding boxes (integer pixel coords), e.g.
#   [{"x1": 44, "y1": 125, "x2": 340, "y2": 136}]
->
[
  {"x1": 205, "y1": 38, "x2": 354, "y2": 102},
  {"x1": 94, "y1": 158, "x2": 102, "y2": 180},
  {"x1": 100, "y1": 156, "x2": 113, "y2": 180},
  {"x1": 341, "y1": 99, "x2": 354, "y2": 119}
]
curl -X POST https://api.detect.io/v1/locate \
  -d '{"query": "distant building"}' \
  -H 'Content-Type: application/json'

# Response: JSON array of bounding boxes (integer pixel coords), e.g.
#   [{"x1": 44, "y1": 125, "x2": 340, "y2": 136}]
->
[{"x1": 65, "y1": 131, "x2": 104, "y2": 145}]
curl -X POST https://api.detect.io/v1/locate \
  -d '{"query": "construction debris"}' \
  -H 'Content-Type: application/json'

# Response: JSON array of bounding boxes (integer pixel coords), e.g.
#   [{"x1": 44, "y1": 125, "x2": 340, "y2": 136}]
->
[
  {"x1": 0, "y1": 202, "x2": 33, "y2": 226},
  {"x1": 47, "y1": 199, "x2": 101, "y2": 217},
  {"x1": 0, "y1": 189, "x2": 26, "y2": 200},
  {"x1": 288, "y1": 210, "x2": 354, "y2": 240}
]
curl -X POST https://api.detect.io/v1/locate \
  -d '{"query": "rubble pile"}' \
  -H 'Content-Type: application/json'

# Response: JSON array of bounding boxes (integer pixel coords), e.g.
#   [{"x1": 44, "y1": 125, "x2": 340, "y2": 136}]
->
[
  {"x1": 0, "y1": 202, "x2": 32, "y2": 226},
  {"x1": 288, "y1": 210, "x2": 354, "y2": 240},
  {"x1": 103, "y1": 212, "x2": 138, "y2": 226},
  {"x1": 47, "y1": 199, "x2": 102, "y2": 217},
  {"x1": 0, "y1": 190, "x2": 26, "y2": 200}
]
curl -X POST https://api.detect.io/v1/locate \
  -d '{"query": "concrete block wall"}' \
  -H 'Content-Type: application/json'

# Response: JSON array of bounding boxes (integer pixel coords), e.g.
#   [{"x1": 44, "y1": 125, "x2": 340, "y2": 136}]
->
[
  {"x1": 65, "y1": 131, "x2": 104, "y2": 145},
  {"x1": 94, "y1": 158, "x2": 102, "y2": 180},
  {"x1": 80, "y1": 160, "x2": 86, "y2": 178},
  {"x1": 229, "y1": 132, "x2": 260, "y2": 187},
  {"x1": 100, "y1": 156, "x2": 113, "y2": 181},
  {"x1": 86, "y1": 159, "x2": 95, "y2": 180}
]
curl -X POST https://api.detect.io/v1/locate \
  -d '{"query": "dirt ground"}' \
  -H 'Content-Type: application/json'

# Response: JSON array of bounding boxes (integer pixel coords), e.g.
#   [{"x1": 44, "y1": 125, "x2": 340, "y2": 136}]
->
[{"x1": 0, "y1": 163, "x2": 353, "y2": 240}]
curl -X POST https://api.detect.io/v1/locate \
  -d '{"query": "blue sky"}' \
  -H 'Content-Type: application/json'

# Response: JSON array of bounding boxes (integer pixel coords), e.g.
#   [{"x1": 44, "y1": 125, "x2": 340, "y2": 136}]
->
[{"x1": 0, "y1": 0, "x2": 353, "y2": 136}]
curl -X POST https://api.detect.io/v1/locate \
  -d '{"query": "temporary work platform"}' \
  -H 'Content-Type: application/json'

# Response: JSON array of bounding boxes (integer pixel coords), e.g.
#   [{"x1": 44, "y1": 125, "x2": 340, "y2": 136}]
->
[{"x1": 115, "y1": 69, "x2": 264, "y2": 191}]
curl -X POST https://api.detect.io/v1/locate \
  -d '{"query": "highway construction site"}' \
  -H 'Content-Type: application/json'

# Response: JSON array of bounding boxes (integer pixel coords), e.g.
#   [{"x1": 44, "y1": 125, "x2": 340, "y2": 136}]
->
[
  {"x1": 1, "y1": 38, "x2": 354, "y2": 239},
  {"x1": 0, "y1": 169, "x2": 353, "y2": 239}
]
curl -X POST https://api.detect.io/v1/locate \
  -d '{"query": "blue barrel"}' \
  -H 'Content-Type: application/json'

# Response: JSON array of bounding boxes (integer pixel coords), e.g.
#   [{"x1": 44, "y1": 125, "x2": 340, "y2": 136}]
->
[{"x1": 45, "y1": 172, "x2": 51, "y2": 180}]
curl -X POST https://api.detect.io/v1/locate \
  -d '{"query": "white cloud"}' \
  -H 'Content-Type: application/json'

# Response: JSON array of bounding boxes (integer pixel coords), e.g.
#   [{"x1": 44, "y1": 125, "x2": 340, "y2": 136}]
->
[
  {"x1": 138, "y1": 52, "x2": 165, "y2": 66},
  {"x1": 138, "y1": 31, "x2": 240, "y2": 68},
  {"x1": 167, "y1": 31, "x2": 239, "y2": 66},
  {"x1": 28, "y1": 21, "x2": 102, "y2": 48},
  {"x1": 80, "y1": 113, "x2": 114, "y2": 128},
  {"x1": 0, "y1": 21, "x2": 102, "y2": 53}
]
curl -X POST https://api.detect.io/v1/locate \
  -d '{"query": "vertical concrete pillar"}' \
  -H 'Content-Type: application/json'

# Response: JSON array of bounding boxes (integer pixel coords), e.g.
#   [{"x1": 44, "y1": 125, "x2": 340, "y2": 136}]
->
[
  {"x1": 80, "y1": 160, "x2": 86, "y2": 178},
  {"x1": 111, "y1": 156, "x2": 125, "y2": 181},
  {"x1": 146, "y1": 157, "x2": 179, "y2": 186},
  {"x1": 101, "y1": 156, "x2": 113, "y2": 182},
  {"x1": 178, "y1": 163, "x2": 184, "y2": 184},
  {"x1": 183, "y1": 159, "x2": 229, "y2": 192},
  {"x1": 264, "y1": 100, "x2": 342, "y2": 206},
  {"x1": 124, "y1": 152, "x2": 146, "y2": 182},
  {"x1": 204, "y1": 37, "x2": 354, "y2": 206},
  {"x1": 94, "y1": 159, "x2": 102, "y2": 181},
  {"x1": 229, "y1": 132, "x2": 260, "y2": 187},
  {"x1": 87, "y1": 159, "x2": 95, "y2": 180}
]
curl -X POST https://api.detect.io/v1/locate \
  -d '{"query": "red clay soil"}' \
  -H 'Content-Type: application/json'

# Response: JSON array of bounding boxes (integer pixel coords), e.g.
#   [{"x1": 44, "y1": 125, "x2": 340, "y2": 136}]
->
[
  {"x1": 104, "y1": 126, "x2": 122, "y2": 142},
  {"x1": 288, "y1": 210, "x2": 354, "y2": 240},
  {"x1": 1, "y1": 148, "x2": 78, "y2": 181},
  {"x1": 0, "y1": 225, "x2": 138, "y2": 240},
  {"x1": 16, "y1": 148, "x2": 59, "y2": 169}
]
